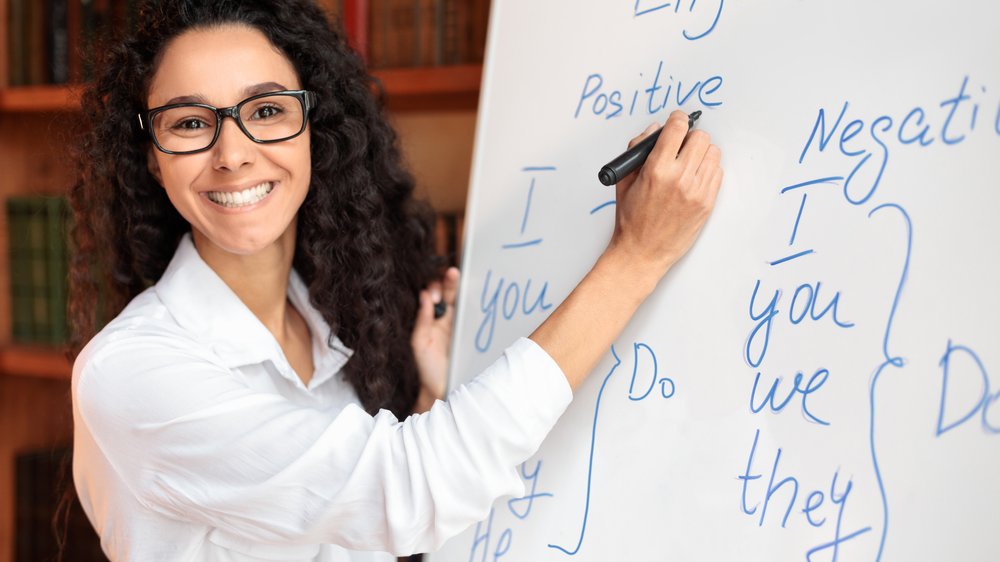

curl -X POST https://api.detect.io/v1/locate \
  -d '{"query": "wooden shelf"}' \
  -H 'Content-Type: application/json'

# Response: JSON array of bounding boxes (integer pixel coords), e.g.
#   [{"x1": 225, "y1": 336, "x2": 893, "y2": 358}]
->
[
  {"x1": 0, "y1": 346, "x2": 72, "y2": 380},
  {"x1": 375, "y1": 64, "x2": 482, "y2": 111},
  {"x1": 0, "y1": 64, "x2": 482, "y2": 113},
  {"x1": 0, "y1": 84, "x2": 82, "y2": 112}
]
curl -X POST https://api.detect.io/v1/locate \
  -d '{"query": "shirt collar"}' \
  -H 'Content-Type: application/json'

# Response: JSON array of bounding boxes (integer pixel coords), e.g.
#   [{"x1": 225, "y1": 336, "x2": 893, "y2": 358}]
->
[{"x1": 154, "y1": 233, "x2": 352, "y2": 390}]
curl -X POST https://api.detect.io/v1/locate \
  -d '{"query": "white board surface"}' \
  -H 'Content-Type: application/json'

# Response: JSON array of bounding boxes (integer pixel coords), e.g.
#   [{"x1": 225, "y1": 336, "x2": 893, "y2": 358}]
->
[{"x1": 432, "y1": 1, "x2": 1000, "y2": 560}]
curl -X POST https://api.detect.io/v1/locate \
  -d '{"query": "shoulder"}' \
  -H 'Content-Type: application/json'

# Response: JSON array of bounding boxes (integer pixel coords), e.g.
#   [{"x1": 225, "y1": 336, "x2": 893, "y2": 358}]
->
[{"x1": 72, "y1": 287, "x2": 225, "y2": 409}]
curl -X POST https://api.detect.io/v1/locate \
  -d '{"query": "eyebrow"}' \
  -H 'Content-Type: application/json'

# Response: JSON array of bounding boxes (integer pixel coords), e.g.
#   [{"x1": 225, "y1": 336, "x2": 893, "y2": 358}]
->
[{"x1": 159, "y1": 82, "x2": 290, "y2": 106}]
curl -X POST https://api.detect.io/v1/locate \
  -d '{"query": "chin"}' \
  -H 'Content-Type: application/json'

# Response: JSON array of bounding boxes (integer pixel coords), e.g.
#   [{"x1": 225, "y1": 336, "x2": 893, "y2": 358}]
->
[{"x1": 195, "y1": 226, "x2": 291, "y2": 257}]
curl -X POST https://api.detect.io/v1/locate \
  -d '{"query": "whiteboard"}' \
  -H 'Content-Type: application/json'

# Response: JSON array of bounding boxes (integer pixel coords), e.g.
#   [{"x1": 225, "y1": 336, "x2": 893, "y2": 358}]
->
[{"x1": 432, "y1": 1, "x2": 1000, "y2": 560}]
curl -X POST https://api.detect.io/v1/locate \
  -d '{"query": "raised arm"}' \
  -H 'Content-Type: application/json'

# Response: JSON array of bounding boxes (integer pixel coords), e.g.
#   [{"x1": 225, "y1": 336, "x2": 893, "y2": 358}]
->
[{"x1": 530, "y1": 110, "x2": 724, "y2": 389}]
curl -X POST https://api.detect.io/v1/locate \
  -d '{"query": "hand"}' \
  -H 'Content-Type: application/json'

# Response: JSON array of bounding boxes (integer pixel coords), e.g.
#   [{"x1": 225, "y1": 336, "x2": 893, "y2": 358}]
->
[
  {"x1": 411, "y1": 267, "x2": 460, "y2": 413},
  {"x1": 608, "y1": 110, "x2": 723, "y2": 278}
]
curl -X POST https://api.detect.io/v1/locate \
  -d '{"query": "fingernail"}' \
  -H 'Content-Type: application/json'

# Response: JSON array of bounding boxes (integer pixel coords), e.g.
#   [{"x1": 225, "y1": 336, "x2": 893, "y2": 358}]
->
[
  {"x1": 431, "y1": 288, "x2": 442, "y2": 302},
  {"x1": 645, "y1": 122, "x2": 659, "y2": 133}
]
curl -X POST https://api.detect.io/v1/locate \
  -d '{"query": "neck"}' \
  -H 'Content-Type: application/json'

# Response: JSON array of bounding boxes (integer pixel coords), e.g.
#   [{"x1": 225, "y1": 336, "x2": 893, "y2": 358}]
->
[{"x1": 191, "y1": 226, "x2": 297, "y2": 338}]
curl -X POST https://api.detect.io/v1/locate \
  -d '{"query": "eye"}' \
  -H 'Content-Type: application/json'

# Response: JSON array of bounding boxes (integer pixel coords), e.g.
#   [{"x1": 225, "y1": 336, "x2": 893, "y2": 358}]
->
[
  {"x1": 251, "y1": 104, "x2": 284, "y2": 120},
  {"x1": 172, "y1": 118, "x2": 211, "y2": 131}
]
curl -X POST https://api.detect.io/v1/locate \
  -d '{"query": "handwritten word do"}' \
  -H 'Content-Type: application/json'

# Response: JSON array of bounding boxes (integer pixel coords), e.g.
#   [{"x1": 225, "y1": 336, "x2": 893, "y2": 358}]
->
[
  {"x1": 628, "y1": 342, "x2": 676, "y2": 400},
  {"x1": 936, "y1": 340, "x2": 1000, "y2": 436}
]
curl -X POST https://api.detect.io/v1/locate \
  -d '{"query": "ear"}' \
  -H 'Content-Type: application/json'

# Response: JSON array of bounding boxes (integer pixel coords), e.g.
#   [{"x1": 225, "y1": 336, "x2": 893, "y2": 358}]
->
[{"x1": 146, "y1": 146, "x2": 163, "y2": 185}]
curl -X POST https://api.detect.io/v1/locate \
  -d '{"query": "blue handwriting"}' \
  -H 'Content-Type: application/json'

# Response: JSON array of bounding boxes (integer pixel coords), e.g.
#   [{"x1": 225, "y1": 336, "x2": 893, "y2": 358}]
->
[
  {"x1": 936, "y1": 340, "x2": 1000, "y2": 436},
  {"x1": 633, "y1": 0, "x2": 725, "y2": 40},
  {"x1": 475, "y1": 270, "x2": 553, "y2": 353},
  {"x1": 574, "y1": 61, "x2": 723, "y2": 121}
]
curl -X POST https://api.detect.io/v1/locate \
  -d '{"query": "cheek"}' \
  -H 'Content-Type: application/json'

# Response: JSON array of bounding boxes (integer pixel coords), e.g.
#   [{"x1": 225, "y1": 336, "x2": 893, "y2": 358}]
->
[{"x1": 286, "y1": 139, "x2": 312, "y2": 191}]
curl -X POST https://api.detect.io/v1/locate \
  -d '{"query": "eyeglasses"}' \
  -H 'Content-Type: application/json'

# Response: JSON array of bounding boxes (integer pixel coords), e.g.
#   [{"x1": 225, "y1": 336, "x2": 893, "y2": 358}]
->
[{"x1": 138, "y1": 90, "x2": 317, "y2": 155}]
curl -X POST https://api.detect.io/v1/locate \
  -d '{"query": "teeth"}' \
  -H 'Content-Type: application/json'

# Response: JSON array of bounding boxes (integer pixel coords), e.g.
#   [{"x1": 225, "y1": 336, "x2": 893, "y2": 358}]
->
[{"x1": 206, "y1": 182, "x2": 274, "y2": 208}]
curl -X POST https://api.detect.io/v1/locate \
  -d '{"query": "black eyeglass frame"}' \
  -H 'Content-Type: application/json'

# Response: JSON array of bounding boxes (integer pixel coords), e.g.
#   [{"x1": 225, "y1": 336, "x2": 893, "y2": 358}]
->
[{"x1": 137, "y1": 89, "x2": 318, "y2": 155}]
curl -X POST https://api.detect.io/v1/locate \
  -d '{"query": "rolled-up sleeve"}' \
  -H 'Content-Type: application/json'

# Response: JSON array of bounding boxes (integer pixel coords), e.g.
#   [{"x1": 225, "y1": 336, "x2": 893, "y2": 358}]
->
[{"x1": 73, "y1": 335, "x2": 572, "y2": 554}]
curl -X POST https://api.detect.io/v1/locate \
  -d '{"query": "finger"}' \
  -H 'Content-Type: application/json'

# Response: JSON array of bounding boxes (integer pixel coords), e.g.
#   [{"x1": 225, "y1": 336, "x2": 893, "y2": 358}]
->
[
  {"x1": 695, "y1": 144, "x2": 722, "y2": 179},
  {"x1": 646, "y1": 110, "x2": 691, "y2": 166},
  {"x1": 427, "y1": 279, "x2": 443, "y2": 305},
  {"x1": 702, "y1": 167, "x2": 724, "y2": 208},
  {"x1": 616, "y1": 122, "x2": 660, "y2": 196},
  {"x1": 442, "y1": 267, "x2": 460, "y2": 305},
  {"x1": 414, "y1": 290, "x2": 434, "y2": 334},
  {"x1": 679, "y1": 130, "x2": 711, "y2": 177}
]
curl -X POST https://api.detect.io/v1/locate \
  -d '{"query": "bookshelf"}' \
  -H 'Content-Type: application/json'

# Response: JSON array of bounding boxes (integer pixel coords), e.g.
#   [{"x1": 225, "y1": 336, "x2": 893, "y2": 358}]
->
[{"x1": 0, "y1": 64, "x2": 482, "y2": 113}]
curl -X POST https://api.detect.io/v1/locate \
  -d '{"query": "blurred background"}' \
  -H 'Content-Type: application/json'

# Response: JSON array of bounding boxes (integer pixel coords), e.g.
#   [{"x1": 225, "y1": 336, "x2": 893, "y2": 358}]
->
[{"x1": 0, "y1": 0, "x2": 487, "y2": 559}]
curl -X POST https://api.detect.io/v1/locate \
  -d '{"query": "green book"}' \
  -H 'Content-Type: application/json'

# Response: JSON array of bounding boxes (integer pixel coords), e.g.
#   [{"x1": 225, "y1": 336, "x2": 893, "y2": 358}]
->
[
  {"x1": 6, "y1": 196, "x2": 71, "y2": 345},
  {"x1": 7, "y1": 199, "x2": 32, "y2": 342},
  {"x1": 27, "y1": 199, "x2": 50, "y2": 342},
  {"x1": 45, "y1": 198, "x2": 69, "y2": 344}
]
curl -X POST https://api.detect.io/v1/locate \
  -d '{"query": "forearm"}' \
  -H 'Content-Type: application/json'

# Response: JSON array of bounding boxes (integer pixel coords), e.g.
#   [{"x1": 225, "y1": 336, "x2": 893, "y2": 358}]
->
[{"x1": 529, "y1": 247, "x2": 664, "y2": 390}]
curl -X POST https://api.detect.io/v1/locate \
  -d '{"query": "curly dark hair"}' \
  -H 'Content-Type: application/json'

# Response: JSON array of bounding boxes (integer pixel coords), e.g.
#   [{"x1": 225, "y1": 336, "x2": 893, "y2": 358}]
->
[{"x1": 68, "y1": 0, "x2": 443, "y2": 418}]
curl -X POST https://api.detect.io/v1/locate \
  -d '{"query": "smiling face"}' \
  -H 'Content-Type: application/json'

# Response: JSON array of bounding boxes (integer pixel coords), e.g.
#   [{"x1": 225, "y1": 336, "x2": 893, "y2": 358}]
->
[{"x1": 145, "y1": 24, "x2": 311, "y2": 256}]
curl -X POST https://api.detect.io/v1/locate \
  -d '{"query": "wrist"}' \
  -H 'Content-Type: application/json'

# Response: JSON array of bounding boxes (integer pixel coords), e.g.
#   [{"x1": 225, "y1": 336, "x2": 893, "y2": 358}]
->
[
  {"x1": 595, "y1": 243, "x2": 670, "y2": 301},
  {"x1": 413, "y1": 384, "x2": 441, "y2": 414}
]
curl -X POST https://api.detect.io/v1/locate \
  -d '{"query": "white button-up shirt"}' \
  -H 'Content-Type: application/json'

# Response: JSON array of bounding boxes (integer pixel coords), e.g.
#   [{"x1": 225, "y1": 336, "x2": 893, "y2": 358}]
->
[{"x1": 72, "y1": 234, "x2": 572, "y2": 561}]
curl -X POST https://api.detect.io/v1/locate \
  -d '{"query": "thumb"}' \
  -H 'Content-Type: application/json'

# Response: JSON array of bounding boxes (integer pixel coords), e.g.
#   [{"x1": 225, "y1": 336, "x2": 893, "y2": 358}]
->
[{"x1": 616, "y1": 121, "x2": 660, "y2": 197}]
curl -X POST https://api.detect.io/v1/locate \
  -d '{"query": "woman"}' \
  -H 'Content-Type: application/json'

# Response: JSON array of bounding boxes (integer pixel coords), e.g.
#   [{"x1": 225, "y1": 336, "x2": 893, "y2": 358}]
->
[{"x1": 68, "y1": 0, "x2": 723, "y2": 560}]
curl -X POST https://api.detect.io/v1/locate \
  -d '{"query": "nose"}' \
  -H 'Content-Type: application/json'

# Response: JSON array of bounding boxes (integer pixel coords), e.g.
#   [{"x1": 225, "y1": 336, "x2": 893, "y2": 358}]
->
[{"x1": 211, "y1": 116, "x2": 255, "y2": 172}]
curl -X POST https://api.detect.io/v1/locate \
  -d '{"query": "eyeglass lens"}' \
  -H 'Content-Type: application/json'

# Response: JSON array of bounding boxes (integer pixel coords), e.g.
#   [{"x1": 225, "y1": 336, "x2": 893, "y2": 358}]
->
[{"x1": 151, "y1": 93, "x2": 305, "y2": 153}]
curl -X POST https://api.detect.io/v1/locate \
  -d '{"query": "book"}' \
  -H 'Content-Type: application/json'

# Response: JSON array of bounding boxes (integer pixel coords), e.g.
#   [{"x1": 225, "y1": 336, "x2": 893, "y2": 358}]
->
[
  {"x1": 368, "y1": 0, "x2": 388, "y2": 68},
  {"x1": 26, "y1": 0, "x2": 47, "y2": 85},
  {"x1": 417, "y1": 0, "x2": 438, "y2": 66},
  {"x1": 385, "y1": 0, "x2": 419, "y2": 68},
  {"x1": 468, "y1": 0, "x2": 490, "y2": 63},
  {"x1": 440, "y1": 0, "x2": 468, "y2": 65},
  {"x1": 15, "y1": 447, "x2": 107, "y2": 561},
  {"x1": 8, "y1": 0, "x2": 27, "y2": 86},
  {"x1": 8, "y1": 199, "x2": 32, "y2": 342},
  {"x1": 6, "y1": 197, "x2": 69, "y2": 345},
  {"x1": 47, "y1": 0, "x2": 70, "y2": 84}
]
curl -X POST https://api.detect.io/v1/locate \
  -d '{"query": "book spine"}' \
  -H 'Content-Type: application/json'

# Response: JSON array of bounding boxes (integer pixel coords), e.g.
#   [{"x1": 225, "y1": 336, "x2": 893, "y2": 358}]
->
[
  {"x1": 47, "y1": 0, "x2": 70, "y2": 84},
  {"x1": 385, "y1": 0, "x2": 418, "y2": 68},
  {"x1": 28, "y1": 199, "x2": 52, "y2": 342},
  {"x1": 26, "y1": 0, "x2": 47, "y2": 85},
  {"x1": 46, "y1": 197, "x2": 69, "y2": 344},
  {"x1": 7, "y1": 199, "x2": 31, "y2": 342},
  {"x1": 6, "y1": 197, "x2": 70, "y2": 345},
  {"x1": 367, "y1": 0, "x2": 387, "y2": 68},
  {"x1": 417, "y1": 0, "x2": 438, "y2": 66},
  {"x1": 468, "y1": 0, "x2": 490, "y2": 63},
  {"x1": 9, "y1": 0, "x2": 27, "y2": 86},
  {"x1": 67, "y1": 0, "x2": 82, "y2": 82},
  {"x1": 440, "y1": 0, "x2": 468, "y2": 65}
]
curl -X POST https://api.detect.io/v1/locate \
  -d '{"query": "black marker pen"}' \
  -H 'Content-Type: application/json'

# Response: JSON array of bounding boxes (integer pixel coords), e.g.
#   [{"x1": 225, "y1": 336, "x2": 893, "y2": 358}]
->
[{"x1": 598, "y1": 110, "x2": 702, "y2": 186}]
